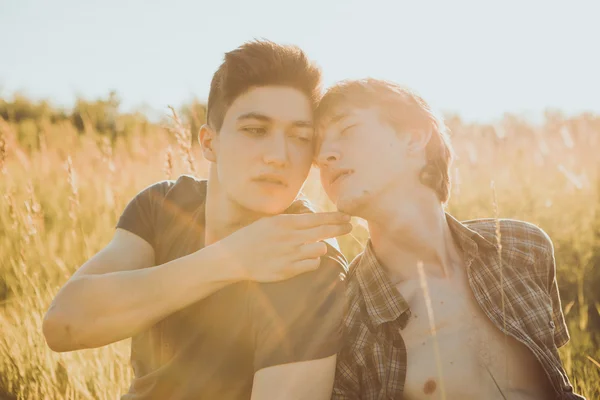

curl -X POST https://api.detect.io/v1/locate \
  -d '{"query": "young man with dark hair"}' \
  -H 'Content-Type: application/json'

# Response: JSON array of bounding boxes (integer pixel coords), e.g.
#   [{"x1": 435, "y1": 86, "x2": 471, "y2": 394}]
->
[
  {"x1": 43, "y1": 40, "x2": 352, "y2": 399},
  {"x1": 315, "y1": 79, "x2": 584, "y2": 399}
]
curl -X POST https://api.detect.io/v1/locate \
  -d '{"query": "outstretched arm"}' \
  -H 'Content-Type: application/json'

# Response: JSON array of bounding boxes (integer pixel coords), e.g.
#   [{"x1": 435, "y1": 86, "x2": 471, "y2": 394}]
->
[
  {"x1": 43, "y1": 213, "x2": 351, "y2": 352},
  {"x1": 42, "y1": 228, "x2": 242, "y2": 352}
]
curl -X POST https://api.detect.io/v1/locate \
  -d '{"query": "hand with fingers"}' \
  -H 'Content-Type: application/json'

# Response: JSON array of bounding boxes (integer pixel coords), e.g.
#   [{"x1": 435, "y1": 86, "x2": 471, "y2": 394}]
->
[{"x1": 218, "y1": 212, "x2": 353, "y2": 282}]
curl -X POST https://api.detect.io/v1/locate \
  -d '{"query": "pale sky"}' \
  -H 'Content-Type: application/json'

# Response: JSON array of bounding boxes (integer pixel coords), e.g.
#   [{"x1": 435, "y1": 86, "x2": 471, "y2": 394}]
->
[{"x1": 1, "y1": 0, "x2": 599, "y2": 123}]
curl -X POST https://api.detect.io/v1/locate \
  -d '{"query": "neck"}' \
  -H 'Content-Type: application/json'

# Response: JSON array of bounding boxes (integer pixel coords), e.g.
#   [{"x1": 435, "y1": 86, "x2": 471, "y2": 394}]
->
[
  {"x1": 360, "y1": 186, "x2": 462, "y2": 282},
  {"x1": 204, "y1": 167, "x2": 266, "y2": 246}
]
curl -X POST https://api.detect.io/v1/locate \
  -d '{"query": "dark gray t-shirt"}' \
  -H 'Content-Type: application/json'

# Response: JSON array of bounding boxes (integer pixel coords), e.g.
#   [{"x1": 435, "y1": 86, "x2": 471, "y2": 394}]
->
[{"x1": 117, "y1": 175, "x2": 347, "y2": 400}]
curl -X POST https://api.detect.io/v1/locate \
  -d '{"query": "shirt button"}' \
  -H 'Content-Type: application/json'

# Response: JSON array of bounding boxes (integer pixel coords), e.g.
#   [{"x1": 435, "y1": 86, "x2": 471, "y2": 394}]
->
[{"x1": 549, "y1": 320, "x2": 555, "y2": 329}]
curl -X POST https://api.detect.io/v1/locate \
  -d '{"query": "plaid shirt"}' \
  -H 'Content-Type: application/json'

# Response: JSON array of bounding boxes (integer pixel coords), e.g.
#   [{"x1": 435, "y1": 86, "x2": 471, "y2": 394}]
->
[{"x1": 333, "y1": 214, "x2": 584, "y2": 400}]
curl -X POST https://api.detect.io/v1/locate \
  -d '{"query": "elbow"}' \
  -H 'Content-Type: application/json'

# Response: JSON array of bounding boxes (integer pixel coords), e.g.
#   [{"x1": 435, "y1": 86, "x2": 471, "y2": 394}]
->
[
  {"x1": 42, "y1": 306, "x2": 83, "y2": 353},
  {"x1": 43, "y1": 276, "x2": 96, "y2": 352}
]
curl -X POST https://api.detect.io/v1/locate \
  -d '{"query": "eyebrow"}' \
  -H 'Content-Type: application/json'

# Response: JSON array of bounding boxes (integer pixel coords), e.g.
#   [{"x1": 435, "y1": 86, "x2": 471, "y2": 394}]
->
[
  {"x1": 326, "y1": 112, "x2": 350, "y2": 126},
  {"x1": 292, "y1": 120, "x2": 313, "y2": 129},
  {"x1": 237, "y1": 112, "x2": 272, "y2": 122},
  {"x1": 237, "y1": 112, "x2": 313, "y2": 128}
]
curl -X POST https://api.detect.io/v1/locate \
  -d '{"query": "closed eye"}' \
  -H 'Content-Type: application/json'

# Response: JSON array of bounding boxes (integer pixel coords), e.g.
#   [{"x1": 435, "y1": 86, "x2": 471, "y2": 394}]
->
[
  {"x1": 340, "y1": 124, "x2": 358, "y2": 135},
  {"x1": 289, "y1": 128, "x2": 313, "y2": 143},
  {"x1": 292, "y1": 134, "x2": 312, "y2": 143},
  {"x1": 242, "y1": 126, "x2": 267, "y2": 136}
]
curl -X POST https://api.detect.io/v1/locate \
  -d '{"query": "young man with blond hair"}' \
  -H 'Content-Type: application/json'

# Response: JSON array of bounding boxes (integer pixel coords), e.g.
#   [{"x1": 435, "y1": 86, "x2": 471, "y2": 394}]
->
[{"x1": 315, "y1": 79, "x2": 583, "y2": 399}]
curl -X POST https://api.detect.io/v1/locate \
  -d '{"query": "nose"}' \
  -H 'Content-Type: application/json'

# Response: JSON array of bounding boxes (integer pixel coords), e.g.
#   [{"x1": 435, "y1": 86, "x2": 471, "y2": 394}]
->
[
  {"x1": 263, "y1": 130, "x2": 288, "y2": 167},
  {"x1": 316, "y1": 146, "x2": 340, "y2": 167}
]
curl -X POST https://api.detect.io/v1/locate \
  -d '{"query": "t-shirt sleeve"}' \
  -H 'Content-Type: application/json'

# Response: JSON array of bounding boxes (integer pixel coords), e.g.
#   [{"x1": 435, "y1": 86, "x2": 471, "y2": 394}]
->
[
  {"x1": 251, "y1": 242, "x2": 348, "y2": 371},
  {"x1": 116, "y1": 180, "x2": 173, "y2": 250}
]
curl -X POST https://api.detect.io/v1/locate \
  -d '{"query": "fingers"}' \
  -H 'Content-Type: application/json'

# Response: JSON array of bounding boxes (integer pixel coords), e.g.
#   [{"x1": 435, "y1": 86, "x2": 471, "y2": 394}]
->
[
  {"x1": 291, "y1": 258, "x2": 321, "y2": 273},
  {"x1": 295, "y1": 242, "x2": 329, "y2": 260},
  {"x1": 281, "y1": 212, "x2": 351, "y2": 229},
  {"x1": 299, "y1": 222, "x2": 353, "y2": 242}
]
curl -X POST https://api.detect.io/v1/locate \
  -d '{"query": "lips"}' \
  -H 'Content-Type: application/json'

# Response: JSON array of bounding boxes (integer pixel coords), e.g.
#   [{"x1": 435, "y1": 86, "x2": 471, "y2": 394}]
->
[
  {"x1": 254, "y1": 174, "x2": 288, "y2": 187},
  {"x1": 330, "y1": 169, "x2": 353, "y2": 185}
]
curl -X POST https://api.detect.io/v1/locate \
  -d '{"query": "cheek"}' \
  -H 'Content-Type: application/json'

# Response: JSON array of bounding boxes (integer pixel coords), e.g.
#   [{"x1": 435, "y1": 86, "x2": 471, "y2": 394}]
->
[
  {"x1": 216, "y1": 140, "x2": 253, "y2": 180},
  {"x1": 342, "y1": 140, "x2": 375, "y2": 169},
  {"x1": 288, "y1": 144, "x2": 313, "y2": 170},
  {"x1": 220, "y1": 136, "x2": 256, "y2": 164},
  {"x1": 365, "y1": 139, "x2": 402, "y2": 168}
]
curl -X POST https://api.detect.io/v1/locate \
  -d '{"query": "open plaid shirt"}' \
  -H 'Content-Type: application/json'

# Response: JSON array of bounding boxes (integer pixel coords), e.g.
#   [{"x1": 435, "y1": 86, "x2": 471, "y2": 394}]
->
[{"x1": 333, "y1": 214, "x2": 584, "y2": 399}]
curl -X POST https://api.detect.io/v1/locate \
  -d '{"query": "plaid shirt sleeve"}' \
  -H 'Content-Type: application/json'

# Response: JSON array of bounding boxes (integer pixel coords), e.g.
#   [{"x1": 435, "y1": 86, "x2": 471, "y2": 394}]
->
[
  {"x1": 332, "y1": 351, "x2": 360, "y2": 399},
  {"x1": 546, "y1": 239, "x2": 570, "y2": 348},
  {"x1": 331, "y1": 283, "x2": 362, "y2": 400}
]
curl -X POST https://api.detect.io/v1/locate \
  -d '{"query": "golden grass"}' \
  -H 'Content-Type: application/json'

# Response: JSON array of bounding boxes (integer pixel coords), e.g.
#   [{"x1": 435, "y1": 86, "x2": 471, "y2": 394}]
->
[{"x1": 1, "y1": 112, "x2": 599, "y2": 399}]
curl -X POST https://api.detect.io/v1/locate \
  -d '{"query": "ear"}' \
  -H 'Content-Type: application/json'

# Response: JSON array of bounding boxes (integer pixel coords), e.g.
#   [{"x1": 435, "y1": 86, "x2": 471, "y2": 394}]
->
[
  {"x1": 407, "y1": 127, "x2": 432, "y2": 156},
  {"x1": 199, "y1": 124, "x2": 218, "y2": 162}
]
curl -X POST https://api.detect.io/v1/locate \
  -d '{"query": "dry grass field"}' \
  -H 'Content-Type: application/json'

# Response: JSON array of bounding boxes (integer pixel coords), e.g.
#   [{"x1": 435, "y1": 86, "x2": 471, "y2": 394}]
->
[{"x1": 1, "y1": 102, "x2": 599, "y2": 399}]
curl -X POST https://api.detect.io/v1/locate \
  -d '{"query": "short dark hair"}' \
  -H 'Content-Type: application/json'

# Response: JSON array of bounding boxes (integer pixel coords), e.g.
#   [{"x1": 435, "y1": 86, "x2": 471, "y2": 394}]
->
[
  {"x1": 206, "y1": 40, "x2": 322, "y2": 132},
  {"x1": 316, "y1": 78, "x2": 454, "y2": 204}
]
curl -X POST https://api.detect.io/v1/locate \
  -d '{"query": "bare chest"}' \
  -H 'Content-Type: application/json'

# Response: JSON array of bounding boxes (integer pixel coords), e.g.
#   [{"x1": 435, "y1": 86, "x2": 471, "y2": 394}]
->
[{"x1": 396, "y1": 275, "x2": 551, "y2": 399}]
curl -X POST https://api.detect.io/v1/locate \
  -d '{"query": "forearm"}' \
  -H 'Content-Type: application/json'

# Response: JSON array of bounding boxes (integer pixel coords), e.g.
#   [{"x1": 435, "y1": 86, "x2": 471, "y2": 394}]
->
[
  {"x1": 43, "y1": 242, "x2": 240, "y2": 351},
  {"x1": 251, "y1": 355, "x2": 337, "y2": 400}
]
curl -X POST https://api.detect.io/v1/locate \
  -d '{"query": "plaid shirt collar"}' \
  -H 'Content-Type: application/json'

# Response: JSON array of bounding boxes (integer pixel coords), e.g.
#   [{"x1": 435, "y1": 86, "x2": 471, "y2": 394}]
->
[{"x1": 354, "y1": 212, "x2": 498, "y2": 328}]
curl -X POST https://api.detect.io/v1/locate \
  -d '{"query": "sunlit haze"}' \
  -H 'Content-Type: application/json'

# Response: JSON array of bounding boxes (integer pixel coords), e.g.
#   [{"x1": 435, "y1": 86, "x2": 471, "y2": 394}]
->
[{"x1": 1, "y1": 0, "x2": 599, "y2": 123}]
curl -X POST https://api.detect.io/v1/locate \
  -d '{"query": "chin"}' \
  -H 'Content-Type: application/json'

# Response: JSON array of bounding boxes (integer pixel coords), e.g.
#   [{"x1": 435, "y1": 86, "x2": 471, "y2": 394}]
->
[
  {"x1": 335, "y1": 191, "x2": 369, "y2": 216},
  {"x1": 244, "y1": 200, "x2": 289, "y2": 216},
  {"x1": 239, "y1": 193, "x2": 294, "y2": 216}
]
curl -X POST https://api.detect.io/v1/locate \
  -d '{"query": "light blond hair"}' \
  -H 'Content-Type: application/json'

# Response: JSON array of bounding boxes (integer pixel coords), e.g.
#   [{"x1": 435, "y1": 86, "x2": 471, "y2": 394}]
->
[{"x1": 316, "y1": 78, "x2": 454, "y2": 204}]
